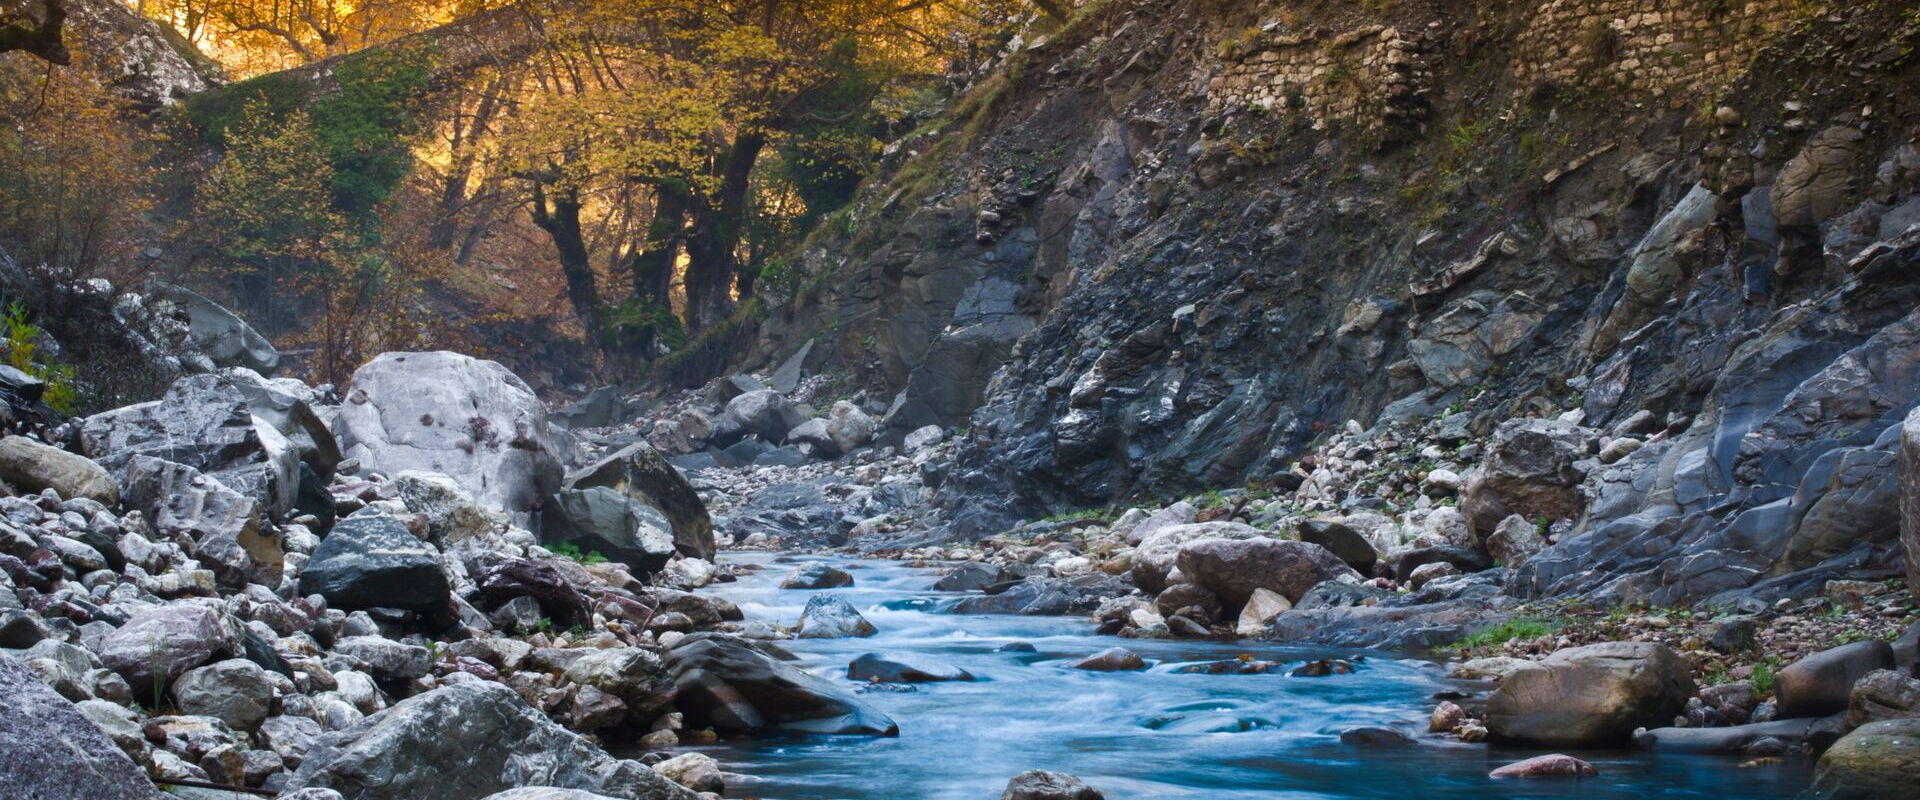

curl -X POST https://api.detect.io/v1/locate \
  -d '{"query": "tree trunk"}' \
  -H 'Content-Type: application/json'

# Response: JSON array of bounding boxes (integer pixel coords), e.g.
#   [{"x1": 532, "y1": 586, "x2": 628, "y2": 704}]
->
[
  {"x1": 681, "y1": 130, "x2": 766, "y2": 332},
  {"x1": 0, "y1": 0, "x2": 69, "y2": 65},
  {"x1": 529, "y1": 185, "x2": 603, "y2": 351},
  {"x1": 628, "y1": 183, "x2": 689, "y2": 307}
]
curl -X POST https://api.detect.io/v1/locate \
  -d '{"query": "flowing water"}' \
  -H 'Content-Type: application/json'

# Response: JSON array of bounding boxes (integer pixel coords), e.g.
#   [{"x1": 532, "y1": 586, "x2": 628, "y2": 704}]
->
[{"x1": 685, "y1": 554, "x2": 1812, "y2": 799}]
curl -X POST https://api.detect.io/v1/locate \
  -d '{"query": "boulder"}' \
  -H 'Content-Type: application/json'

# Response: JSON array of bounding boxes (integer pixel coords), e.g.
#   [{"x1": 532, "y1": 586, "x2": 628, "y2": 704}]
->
[
  {"x1": 824, "y1": 401, "x2": 877, "y2": 454},
  {"x1": 1903, "y1": 405, "x2": 1920, "y2": 599},
  {"x1": 1175, "y1": 537, "x2": 1359, "y2": 608},
  {"x1": 220, "y1": 367, "x2": 341, "y2": 475},
  {"x1": 333, "y1": 352, "x2": 563, "y2": 516},
  {"x1": 153, "y1": 283, "x2": 279, "y2": 373},
  {"x1": 286, "y1": 681, "x2": 693, "y2": 800},
  {"x1": 848, "y1": 652, "x2": 975, "y2": 683},
  {"x1": 1459, "y1": 418, "x2": 1594, "y2": 534},
  {"x1": 1632, "y1": 717, "x2": 1843, "y2": 754},
  {"x1": 795, "y1": 594, "x2": 877, "y2": 638},
  {"x1": 651, "y1": 752, "x2": 723, "y2": 794},
  {"x1": 96, "y1": 599, "x2": 243, "y2": 692},
  {"x1": 332, "y1": 636, "x2": 432, "y2": 682},
  {"x1": 541, "y1": 487, "x2": 677, "y2": 575},
  {"x1": 1001, "y1": 770, "x2": 1103, "y2": 800},
  {"x1": 1803, "y1": 719, "x2": 1920, "y2": 800},
  {"x1": 562, "y1": 648, "x2": 674, "y2": 721},
  {"x1": 1774, "y1": 126, "x2": 1864, "y2": 228},
  {"x1": 1296, "y1": 518, "x2": 1379, "y2": 572},
  {"x1": 933, "y1": 562, "x2": 1010, "y2": 591},
  {"x1": 1486, "y1": 514, "x2": 1546, "y2": 569},
  {"x1": 173, "y1": 658, "x2": 273, "y2": 731},
  {"x1": 780, "y1": 561, "x2": 854, "y2": 589},
  {"x1": 1130, "y1": 521, "x2": 1260, "y2": 593},
  {"x1": 564, "y1": 442, "x2": 714, "y2": 560},
  {"x1": 296, "y1": 514, "x2": 451, "y2": 624},
  {"x1": 1235, "y1": 588, "x2": 1293, "y2": 636},
  {"x1": 473, "y1": 557, "x2": 594, "y2": 628},
  {"x1": 395, "y1": 471, "x2": 498, "y2": 544},
  {"x1": 1486, "y1": 641, "x2": 1695, "y2": 746},
  {"x1": 1071, "y1": 647, "x2": 1145, "y2": 671},
  {"x1": 1488, "y1": 754, "x2": 1597, "y2": 779},
  {"x1": 1849, "y1": 669, "x2": 1920, "y2": 729},
  {"x1": 710, "y1": 390, "x2": 807, "y2": 447},
  {"x1": 81, "y1": 374, "x2": 300, "y2": 514},
  {"x1": 0, "y1": 435, "x2": 118, "y2": 505},
  {"x1": 117, "y1": 456, "x2": 279, "y2": 587},
  {"x1": 664, "y1": 634, "x2": 897, "y2": 735},
  {"x1": 0, "y1": 653, "x2": 163, "y2": 800},
  {"x1": 1777, "y1": 641, "x2": 1897, "y2": 719}
]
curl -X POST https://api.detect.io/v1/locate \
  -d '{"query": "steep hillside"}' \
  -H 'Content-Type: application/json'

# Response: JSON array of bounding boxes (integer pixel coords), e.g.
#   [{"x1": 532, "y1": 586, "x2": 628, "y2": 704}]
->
[{"x1": 732, "y1": 0, "x2": 1920, "y2": 597}]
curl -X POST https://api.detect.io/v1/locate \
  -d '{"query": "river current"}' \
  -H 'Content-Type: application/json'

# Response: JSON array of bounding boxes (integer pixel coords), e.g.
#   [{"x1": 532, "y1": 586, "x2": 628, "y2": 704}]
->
[{"x1": 681, "y1": 554, "x2": 1810, "y2": 799}]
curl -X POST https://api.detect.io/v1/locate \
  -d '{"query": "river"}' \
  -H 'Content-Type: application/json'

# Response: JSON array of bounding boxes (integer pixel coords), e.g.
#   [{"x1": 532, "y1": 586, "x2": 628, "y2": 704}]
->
[{"x1": 681, "y1": 554, "x2": 1812, "y2": 799}]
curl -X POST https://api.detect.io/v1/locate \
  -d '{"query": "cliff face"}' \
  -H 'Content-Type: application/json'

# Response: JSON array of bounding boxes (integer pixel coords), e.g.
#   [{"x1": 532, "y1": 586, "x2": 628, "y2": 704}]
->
[{"x1": 742, "y1": 0, "x2": 1920, "y2": 601}]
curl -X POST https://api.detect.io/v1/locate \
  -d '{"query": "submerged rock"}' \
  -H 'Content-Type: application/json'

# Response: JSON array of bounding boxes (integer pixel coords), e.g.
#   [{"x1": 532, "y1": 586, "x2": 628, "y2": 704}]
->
[
  {"x1": 781, "y1": 561, "x2": 854, "y2": 589},
  {"x1": 796, "y1": 594, "x2": 877, "y2": 638},
  {"x1": 1001, "y1": 769, "x2": 1103, "y2": 800},
  {"x1": 848, "y1": 652, "x2": 975, "y2": 683},
  {"x1": 1072, "y1": 647, "x2": 1146, "y2": 671},
  {"x1": 665, "y1": 634, "x2": 898, "y2": 736},
  {"x1": 1488, "y1": 754, "x2": 1597, "y2": 779}
]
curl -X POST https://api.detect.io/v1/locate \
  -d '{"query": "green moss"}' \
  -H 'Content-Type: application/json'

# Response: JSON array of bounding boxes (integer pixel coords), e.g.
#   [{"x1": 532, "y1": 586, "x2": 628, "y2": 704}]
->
[{"x1": 1457, "y1": 616, "x2": 1561, "y2": 649}]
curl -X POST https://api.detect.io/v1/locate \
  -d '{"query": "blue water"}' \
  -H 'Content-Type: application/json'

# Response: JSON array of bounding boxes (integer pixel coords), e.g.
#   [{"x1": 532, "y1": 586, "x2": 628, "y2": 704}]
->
[{"x1": 684, "y1": 555, "x2": 1812, "y2": 799}]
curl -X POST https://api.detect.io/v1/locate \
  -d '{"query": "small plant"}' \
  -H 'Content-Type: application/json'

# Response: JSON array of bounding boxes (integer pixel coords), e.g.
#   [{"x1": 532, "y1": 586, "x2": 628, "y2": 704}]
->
[
  {"x1": 2, "y1": 302, "x2": 78, "y2": 414},
  {"x1": 1457, "y1": 616, "x2": 1560, "y2": 650},
  {"x1": 545, "y1": 540, "x2": 608, "y2": 565},
  {"x1": 1751, "y1": 661, "x2": 1777, "y2": 695}
]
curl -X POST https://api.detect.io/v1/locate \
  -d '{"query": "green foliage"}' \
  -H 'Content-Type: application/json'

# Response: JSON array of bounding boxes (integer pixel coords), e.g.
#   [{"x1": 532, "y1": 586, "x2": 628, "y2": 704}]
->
[
  {"x1": 605, "y1": 296, "x2": 688, "y2": 353},
  {"x1": 1458, "y1": 616, "x2": 1560, "y2": 649},
  {"x1": 1, "y1": 303, "x2": 78, "y2": 414},
  {"x1": 546, "y1": 540, "x2": 608, "y2": 565},
  {"x1": 1751, "y1": 661, "x2": 1777, "y2": 695}
]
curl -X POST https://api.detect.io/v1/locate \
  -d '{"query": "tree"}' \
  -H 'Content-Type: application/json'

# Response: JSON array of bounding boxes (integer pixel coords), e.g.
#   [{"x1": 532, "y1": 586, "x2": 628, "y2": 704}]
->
[{"x1": 0, "y1": 0, "x2": 67, "y2": 65}]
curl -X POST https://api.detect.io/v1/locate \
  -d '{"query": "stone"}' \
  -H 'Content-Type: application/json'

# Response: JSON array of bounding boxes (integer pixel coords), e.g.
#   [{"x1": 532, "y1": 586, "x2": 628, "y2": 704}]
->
[
  {"x1": 1631, "y1": 717, "x2": 1840, "y2": 754},
  {"x1": 562, "y1": 648, "x2": 674, "y2": 720},
  {"x1": 1459, "y1": 418, "x2": 1593, "y2": 534},
  {"x1": 118, "y1": 456, "x2": 279, "y2": 587},
  {"x1": 903, "y1": 425, "x2": 944, "y2": 452},
  {"x1": 1485, "y1": 514, "x2": 1545, "y2": 569},
  {"x1": 297, "y1": 514, "x2": 451, "y2": 624},
  {"x1": 1903, "y1": 405, "x2": 1920, "y2": 600},
  {"x1": 153, "y1": 283, "x2": 279, "y2": 373},
  {"x1": 473, "y1": 557, "x2": 594, "y2": 627},
  {"x1": 173, "y1": 658, "x2": 273, "y2": 730},
  {"x1": 1775, "y1": 126, "x2": 1865, "y2": 228},
  {"x1": 1777, "y1": 641, "x2": 1897, "y2": 719},
  {"x1": 1297, "y1": 518, "x2": 1380, "y2": 572},
  {"x1": 395, "y1": 471, "x2": 498, "y2": 543},
  {"x1": 286, "y1": 681, "x2": 693, "y2": 799},
  {"x1": 848, "y1": 652, "x2": 975, "y2": 683},
  {"x1": 541, "y1": 486, "x2": 678, "y2": 575},
  {"x1": 1002, "y1": 769, "x2": 1104, "y2": 800},
  {"x1": 1234, "y1": 587, "x2": 1292, "y2": 636},
  {"x1": 933, "y1": 562, "x2": 1010, "y2": 591},
  {"x1": 334, "y1": 352, "x2": 564, "y2": 517},
  {"x1": 1339, "y1": 726, "x2": 1414, "y2": 746},
  {"x1": 1846, "y1": 670, "x2": 1920, "y2": 728},
  {"x1": 1485, "y1": 642, "x2": 1696, "y2": 746},
  {"x1": 0, "y1": 436, "x2": 118, "y2": 505},
  {"x1": 96, "y1": 600, "x2": 242, "y2": 692},
  {"x1": 1711, "y1": 615, "x2": 1760, "y2": 654},
  {"x1": 332, "y1": 636, "x2": 432, "y2": 682},
  {"x1": 82, "y1": 374, "x2": 301, "y2": 514},
  {"x1": 1153, "y1": 582, "x2": 1222, "y2": 623},
  {"x1": 76, "y1": 698, "x2": 150, "y2": 763},
  {"x1": 0, "y1": 654, "x2": 162, "y2": 800},
  {"x1": 780, "y1": 561, "x2": 854, "y2": 589},
  {"x1": 1071, "y1": 647, "x2": 1145, "y2": 671},
  {"x1": 1174, "y1": 537, "x2": 1359, "y2": 608},
  {"x1": 1488, "y1": 754, "x2": 1597, "y2": 779},
  {"x1": 795, "y1": 594, "x2": 877, "y2": 638},
  {"x1": 1803, "y1": 719, "x2": 1920, "y2": 800},
  {"x1": 664, "y1": 634, "x2": 897, "y2": 736},
  {"x1": 220, "y1": 367, "x2": 342, "y2": 476},
  {"x1": 1407, "y1": 561, "x2": 1461, "y2": 589},
  {"x1": 564, "y1": 442, "x2": 714, "y2": 560},
  {"x1": 652, "y1": 752, "x2": 723, "y2": 794},
  {"x1": 1430, "y1": 700, "x2": 1466, "y2": 733},
  {"x1": 711, "y1": 390, "x2": 807, "y2": 447}
]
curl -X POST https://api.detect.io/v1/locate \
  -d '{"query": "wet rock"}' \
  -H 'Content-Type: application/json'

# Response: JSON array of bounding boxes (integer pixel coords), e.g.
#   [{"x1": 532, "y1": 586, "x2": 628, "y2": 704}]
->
[
  {"x1": 297, "y1": 514, "x2": 451, "y2": 624},
  {"x1": 173, "y1": 658, "x2": 273, "y2": 730},
  {"x1": 652, "y1": 752, "x2": 723, "y2": 794},
  {"x1": 1072, "y1": 647, "x2": 1145, "y2": 671},
  {"x1": 564, "y1": 441, "x2": 714, "y2": 560},
  {"x1": 1290, "y1": 658, "x2": 1357, "y2": 677},
  {"x1": 947, "y1": 575, "x2": 1126, "y2": 616},
  {"x1": 1486, "y1": 642, "x2": 1695, "y2": 746},
  {"x1": 286, "y1": 681, "x2": 693, "y2": 799},
  {"x1": 0, "y1": 435, "x2": 118, "y2": 505},
  {"x1": 781, "y1": 562, "x2": 854, "y2": 589},
  {"x1": 1339, "y1": 726, "x2": 1414, "y2": 746},
  {"x1": 334, "y1": 351, "x2": 564, "y2": 517},
  {"x1": 796, "y1": 594, "x2": 877, "y2": 638},
  {"x1": 1001, "y1": 769, "x2": 1103, "y2": 800},
  {"x1": 933, "y1": 562, "x2": 1009, "y2": 591},
  {"x1": 848, "y1": 652, "x2": 975, "y2": 683},
  {"x1": 1459, "y1": 418, "x2": 1593, "y2": 534},
  {"x1": 97, "y1": 600, "x2": 243, "y2": 692},
  {"x1": 1803, "y1": 719, "x2": 1920, "y2": 800},
  {"x1": 542, "y1": 486, "x2": 678, "y2": 575},
  {"x1": 1632, "y1": 717, "x2": 1842, "y2": 754},
  {"x1": 1430, "y1": 700, "x2": 1466, "y2": 732},
  {"x1": 0, "y1": 653, "x2": 162, "y2": 800},
  {"x1": 665, "y1": 634, "x2": 898, "y2": 736},
  {"x1": 1846, "y1": 669, "x2": 1920, "y2": 729},
  {"x1": 1175, "y1": 537, "x2": 1359, "y2": 608},
  {"x1": 1234, "y1": 587, "x2": 1292, "y2": 636},
  {"x1": 1488, "y1": 754, "x2": 1597, "y2": 779},
  {"x1": 1777, "y1": 641, "x2": 1897, "y2": 719}
]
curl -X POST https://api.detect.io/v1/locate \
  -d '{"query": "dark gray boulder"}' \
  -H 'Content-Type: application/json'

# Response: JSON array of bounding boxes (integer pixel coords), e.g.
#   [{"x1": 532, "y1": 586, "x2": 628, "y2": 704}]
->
[
  {"x1": 564, "y1": 442, "x2": 714, "y2": 560},
  {"x1": 710, "y1": 390, "x2": 807, "y2": 447},
  {"x1": 286, "y1": 681, "x2": 693, "y2": 800},
  {"x1": 664, "y1": 635, "x2": 897, "y2": 736},
  {"x1": 541, "y1": 487, "x2": 678, "y2": 575},
  {"x1": 296, "y1": 515, "x2": 450, "y2": 624},
  {"x1": 1297, "y1": 518, "x2": 1380, "y2": 572},
  {"x1": 848, "y1": 652, "x2": 974, "y2": 683},
  {"x1": 1458, "y1": 418, "x2": 1594, "y2": 534},
  {"x1": 81, "y1": 374, "x2": 300, "y2": 515},
  {"x1": 795, "y1": 594, "x2": 877, "y2": 638},
  {"x1": 0, "y1": 653, "x2": 163, "y2": 800},
  {"x1": 780, "y1": 561, "x2": 854, "y2": 589}
]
